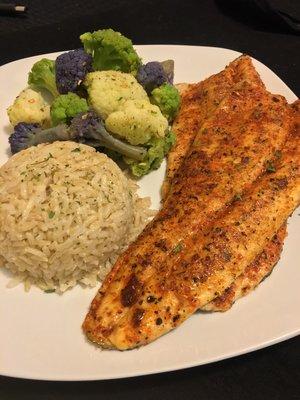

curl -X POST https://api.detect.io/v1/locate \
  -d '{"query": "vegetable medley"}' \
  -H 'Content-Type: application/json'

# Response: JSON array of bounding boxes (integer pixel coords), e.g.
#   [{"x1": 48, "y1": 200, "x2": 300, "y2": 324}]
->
[{"x1": 7, "y1": 28, "x2": 180, "y2": 177}]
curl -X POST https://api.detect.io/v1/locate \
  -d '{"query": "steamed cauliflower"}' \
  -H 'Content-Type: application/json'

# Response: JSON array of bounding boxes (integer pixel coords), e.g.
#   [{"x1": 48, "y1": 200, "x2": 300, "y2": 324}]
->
[
  {"x1": 105, "y1": 99, "x2": 168, "y2": 145},
  {"x1": 7, "y1": 88, "x2": 51, "y2": 127},
  {"x1": 84, "y1": 70, "x2": 148, "y2": 119}
]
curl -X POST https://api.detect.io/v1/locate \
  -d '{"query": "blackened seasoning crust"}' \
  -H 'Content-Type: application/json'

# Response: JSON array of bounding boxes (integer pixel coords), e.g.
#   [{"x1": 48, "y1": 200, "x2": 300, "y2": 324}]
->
[
  {"x1": 121, "y1": 274, "x2": 140, "y2": 307},
  {"x1": 132, "y1": 308, "x2": 145, "y2": 327}
]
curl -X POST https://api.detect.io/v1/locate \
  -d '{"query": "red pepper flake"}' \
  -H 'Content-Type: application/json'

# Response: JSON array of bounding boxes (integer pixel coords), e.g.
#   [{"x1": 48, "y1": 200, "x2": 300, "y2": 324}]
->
[
  {"x1": 274, "y1": 177, "x2": 288, "y2": 190},
  {"x1": 241, "y1": 156, "x2": 250, "y2": 164},
  {"x1": 154, "y1": 239, "x2": 168, "y2": 252}
]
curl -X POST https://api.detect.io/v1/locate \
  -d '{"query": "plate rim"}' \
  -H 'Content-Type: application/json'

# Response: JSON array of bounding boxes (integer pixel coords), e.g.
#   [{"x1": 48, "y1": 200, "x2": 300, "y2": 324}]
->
[
  {"x1": 0, "y1": 44, "x2": 299, "y2": 381},
  {"x1": 1, "y1": 329, "x2": 299, "y2": 382}
]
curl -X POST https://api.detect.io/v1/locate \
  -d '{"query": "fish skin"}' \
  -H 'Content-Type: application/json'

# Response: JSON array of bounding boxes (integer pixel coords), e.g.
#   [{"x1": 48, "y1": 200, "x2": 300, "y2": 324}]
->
[{"x1": 82, "y1": 58, "x2": 296, "y2": 350}]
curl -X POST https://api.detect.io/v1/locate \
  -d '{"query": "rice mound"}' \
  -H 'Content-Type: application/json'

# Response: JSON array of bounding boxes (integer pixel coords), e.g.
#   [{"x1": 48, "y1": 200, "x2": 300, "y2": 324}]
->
[{"x1": 0, "y1": 141, "x2": 153, "y2": 293}]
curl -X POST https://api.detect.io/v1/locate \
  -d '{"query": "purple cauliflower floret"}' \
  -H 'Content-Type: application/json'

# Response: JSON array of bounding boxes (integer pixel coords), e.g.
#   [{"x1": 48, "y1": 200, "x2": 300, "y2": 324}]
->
[
  {"x1": 55, "y1": 49, "x2": 93, "y2": 94},
  {"x1": 69, "y1": 111, "x2": 147, "y2": 160},
  {"x1": 69, "y1": 110, "x2": 100, "y2": 141},
  {"x1": 9, "y1": 122, "x2": 41, "y2": 154},
  {"x1": 136, "y1": 62, "x2": 168, "y2": 93},
  {"x1": 8, "y1": 122, "x2": 70, "y2": 154}
]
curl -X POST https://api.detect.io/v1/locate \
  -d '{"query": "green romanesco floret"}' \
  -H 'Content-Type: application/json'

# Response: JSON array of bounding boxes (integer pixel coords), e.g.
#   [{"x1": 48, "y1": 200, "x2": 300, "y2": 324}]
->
[
  {"x1": 28, "y1": 58, "x2": 59, "y2": 98},
  {"x1": 105, "y1": 99, "x2": 168, "y2": 145},
  {"x1": 150, "y1": 83, "x2": 180, "y2": 122},
  {"x1": 7, "y1": 88, "x2": 51, "y2": 128},
  {"x1": 50, "y1": 93, "x2": 89, "y2": 126},
  {"x1": 80, "y1": 28, "x2": 142, "y2": 75},
  {"x1": 84, "y1": 70, "x2": 148, "y2": 119},
  {"x1": 124, "y1": 129, "x2": 176, "y2": 177}
]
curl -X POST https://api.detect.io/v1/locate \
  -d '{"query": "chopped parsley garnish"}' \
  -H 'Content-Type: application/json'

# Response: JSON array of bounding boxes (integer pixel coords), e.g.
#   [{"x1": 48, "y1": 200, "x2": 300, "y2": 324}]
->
[
  {"x1": 274, "y1": 150, "x2": 282, "y2": 159},
  {"x1": 45, "y1": 153, "x2": 53, "y2": 161},
  {"x1": 44, "y1": 289, "x2": 55, "y2": 293},
  {"x1": 48, "y1": 211, "x2": 55, "y2": 219},
  {"x1": 71, "y1": 148, "x2": 81, "y2": 153},
  {"x1": 172, "y1": 242, "x2": 183, "y2": 254},
  {"x1": 266, "y1": 161, "x2": 276, "y2": 173},
  {"x1": 233, "y1": 193, "x2": 242, "y2": 201}
]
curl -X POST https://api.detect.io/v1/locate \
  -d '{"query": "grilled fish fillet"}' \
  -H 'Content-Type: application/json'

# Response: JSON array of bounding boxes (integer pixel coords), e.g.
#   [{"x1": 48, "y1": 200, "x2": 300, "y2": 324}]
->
[
  {"x1": 203, "y1": 101, "x2": 300, "y2": 311},
  {"x1": 165, "y1": 69, "x2": 289, "y2": 312},
  {"x1": 168, "y1": 98, "x2": 288, "y2": 312},
  {"x1": 83, "y1": 58, "x2": 297, "y2": 350},
  {"x1": 163, "y1": 55, "x2": 265, "y2": 198},
  {"x1": 202, "y1": 225, "x2": 286, "y2": 311},
  {"x1": 101, "y1": 129, "x2": 299, "y2": 349}
]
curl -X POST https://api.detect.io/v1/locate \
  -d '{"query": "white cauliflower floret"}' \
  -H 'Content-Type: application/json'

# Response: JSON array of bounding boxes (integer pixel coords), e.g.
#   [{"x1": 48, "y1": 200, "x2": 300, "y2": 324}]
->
[
  {"x1": 105, "y1": 99, "x2": 168, "y2": 145},
  {"x1": 84, "y1": 70, "x2": 148, "y2": 119},
  {"x1": 7, "y1": 88, "x2": 51, "y2": 127}
]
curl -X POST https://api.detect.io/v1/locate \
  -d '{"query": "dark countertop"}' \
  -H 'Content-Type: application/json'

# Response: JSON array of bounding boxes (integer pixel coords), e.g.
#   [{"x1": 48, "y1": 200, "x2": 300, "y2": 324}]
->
[
  {"x1": 0, "y1": 0, "x2": 299, "y2": 95},
  {"x1": 0, "y1": 1, "x2": 299, "y2": 398}
]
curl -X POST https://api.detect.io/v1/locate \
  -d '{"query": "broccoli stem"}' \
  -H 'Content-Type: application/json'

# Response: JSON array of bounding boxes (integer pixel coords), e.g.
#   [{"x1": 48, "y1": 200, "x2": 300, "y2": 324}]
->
[
  {"x1": 83, "y1": 124, "x2": 147, "y2": 161},
  {"x1": 45, "y1": 80, "x2": 59, "y2": 98},
  {"x1": 30, "y1": 124, "x2": 146, "y2": 161},
  {"x1": 32, "y1": 125, "x2": 71, "y2": 144}
]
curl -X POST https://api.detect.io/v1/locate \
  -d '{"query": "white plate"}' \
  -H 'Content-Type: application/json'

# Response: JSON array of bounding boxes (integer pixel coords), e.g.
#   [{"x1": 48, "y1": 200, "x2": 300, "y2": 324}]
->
[{"x1": 0, "y1": 45, "x2": 299, "y2": 381}]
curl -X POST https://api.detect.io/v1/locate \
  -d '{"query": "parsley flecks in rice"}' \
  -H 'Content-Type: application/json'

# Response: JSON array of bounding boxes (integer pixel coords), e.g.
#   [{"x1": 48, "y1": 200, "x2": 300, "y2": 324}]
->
[{"x1": 0, "y1": 141, "x2": 154, "y2": 293}]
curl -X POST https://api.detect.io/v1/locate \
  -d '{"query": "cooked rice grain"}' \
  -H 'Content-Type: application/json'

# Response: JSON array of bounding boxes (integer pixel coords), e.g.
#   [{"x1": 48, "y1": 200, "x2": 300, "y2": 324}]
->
[{"x1": 0, "y1": 141, "x2": 153, "y2": 293}]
